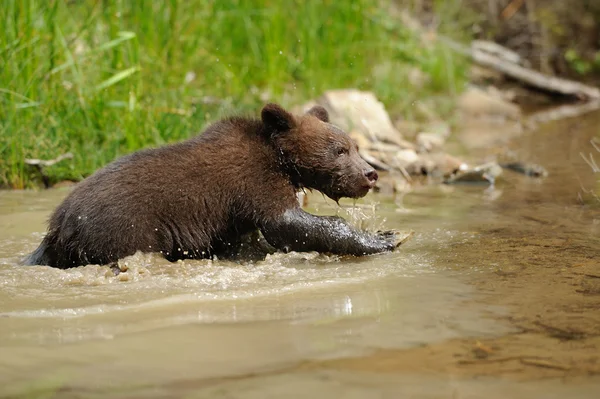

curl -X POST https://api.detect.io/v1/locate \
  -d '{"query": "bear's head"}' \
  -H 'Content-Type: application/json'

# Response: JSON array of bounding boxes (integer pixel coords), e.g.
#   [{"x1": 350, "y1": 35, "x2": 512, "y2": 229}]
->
[{"x1": 261, "y1": 103, "x2": 378, "y2": 202}]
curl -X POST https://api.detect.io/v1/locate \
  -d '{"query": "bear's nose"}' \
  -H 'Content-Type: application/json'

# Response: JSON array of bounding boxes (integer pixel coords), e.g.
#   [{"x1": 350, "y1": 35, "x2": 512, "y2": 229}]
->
[{"x1": 365, "y1": 169, "x2": 378, "y2": 183}]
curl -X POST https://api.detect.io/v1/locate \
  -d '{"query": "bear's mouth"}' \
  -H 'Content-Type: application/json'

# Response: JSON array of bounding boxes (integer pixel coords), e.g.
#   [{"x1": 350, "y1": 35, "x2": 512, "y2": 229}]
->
[
  {"x1": 357, "y1": 178, "x2": 377, "y2": 195},
  {"x1": 357, "y1": 183, "x2": 374, "y2": 196},
  {"x1": 329, "y1": 183, "x2": 373, "y2": 202}
]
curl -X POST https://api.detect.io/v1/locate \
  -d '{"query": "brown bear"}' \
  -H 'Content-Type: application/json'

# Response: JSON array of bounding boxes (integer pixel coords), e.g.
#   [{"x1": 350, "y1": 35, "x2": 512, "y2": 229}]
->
[{"x1": 23, "y1": 103, "x2": 403, "y2": 269}]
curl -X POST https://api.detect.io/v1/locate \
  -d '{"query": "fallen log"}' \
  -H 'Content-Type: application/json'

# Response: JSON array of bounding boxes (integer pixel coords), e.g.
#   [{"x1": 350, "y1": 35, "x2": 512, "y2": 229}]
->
[
  {"x1": 441, "y1": 38, "x2": 600, "y2": 100},
  {"x1": 472, "y1": 50, "x2": 600, "y2": 100}
]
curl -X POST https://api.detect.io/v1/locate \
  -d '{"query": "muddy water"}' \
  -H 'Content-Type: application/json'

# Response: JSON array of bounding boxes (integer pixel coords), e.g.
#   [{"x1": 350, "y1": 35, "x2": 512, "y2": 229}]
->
[{"x1": 1, "y1": 112, "x2": 599, "y2": 398}]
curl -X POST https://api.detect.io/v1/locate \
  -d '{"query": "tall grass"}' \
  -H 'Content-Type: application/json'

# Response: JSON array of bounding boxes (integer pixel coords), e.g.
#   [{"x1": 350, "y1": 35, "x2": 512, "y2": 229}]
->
[{"x1": 0, "y1": 0, "x2": 468, "y2": 188}]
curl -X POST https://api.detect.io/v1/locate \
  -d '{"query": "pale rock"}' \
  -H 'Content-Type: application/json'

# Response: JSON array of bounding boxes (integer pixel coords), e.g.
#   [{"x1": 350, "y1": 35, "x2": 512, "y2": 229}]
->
[
  {"x1": 360, "y1": 150, "x2": 392, "y2": 171},
  {"x1": 314, "y1": 89, "x2": 405, "y2": 146},
  {"x1": 394, "y1": 149, "x2": 420, "y2": 168},
  {"x1": 416, "y1": 132, "x2": 445, "y2": 153},
  {"x1": 349, "y1": 130, "x2": 371, "y2": 150}
]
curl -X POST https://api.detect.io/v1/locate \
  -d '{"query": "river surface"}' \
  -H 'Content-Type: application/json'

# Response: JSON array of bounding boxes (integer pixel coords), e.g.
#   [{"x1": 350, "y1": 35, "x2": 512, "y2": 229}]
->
[{"x1": 0, "y1": 111, "x2": 599, "y2": 398}]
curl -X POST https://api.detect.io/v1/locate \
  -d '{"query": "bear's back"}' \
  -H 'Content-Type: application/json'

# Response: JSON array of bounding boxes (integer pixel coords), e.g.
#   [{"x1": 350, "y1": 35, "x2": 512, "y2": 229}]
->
[{"x1": 47, "y1": 116, "x2": 279, "y2": 266}]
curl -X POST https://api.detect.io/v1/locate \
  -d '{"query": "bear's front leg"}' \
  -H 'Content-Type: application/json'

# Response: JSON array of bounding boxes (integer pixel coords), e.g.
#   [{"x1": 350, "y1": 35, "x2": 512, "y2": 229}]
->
[{"x1": 260, "y1": 208, "x2": 403, "y2": 256}]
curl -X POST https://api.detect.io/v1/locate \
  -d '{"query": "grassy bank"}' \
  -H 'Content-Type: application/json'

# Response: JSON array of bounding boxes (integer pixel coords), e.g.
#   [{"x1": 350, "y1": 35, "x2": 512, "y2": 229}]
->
[{"x1": 0, "y1": 0, "x2": 468, "y2": 189}]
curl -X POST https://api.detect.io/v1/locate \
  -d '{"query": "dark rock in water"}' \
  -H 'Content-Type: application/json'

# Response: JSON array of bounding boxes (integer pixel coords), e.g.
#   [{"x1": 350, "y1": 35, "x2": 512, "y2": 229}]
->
[{"x1": 500, "y1": 162, "x2": 548, "y2": 178}]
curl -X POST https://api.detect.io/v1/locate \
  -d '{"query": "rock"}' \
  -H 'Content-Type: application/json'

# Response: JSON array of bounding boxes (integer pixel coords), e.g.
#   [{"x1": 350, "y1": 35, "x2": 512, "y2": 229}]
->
[
  {"x1": 416, "y1": 132, "x2": 445, "y2": 153},
  {"x1": 430, "y1": 153, "x2": 468, "y2": 176},
  {"x1": 360, "y1": 150, "x2": 392, "y2": 171},
  {"x1": 458, "y1": 86, "x2": 522, "y2": 120},
  {"x1": 499, "y1": 161, "x2": 549, "y2": 178},
  {"x1": 312, "y1": 89, "x2": 406, "y2": 146},
  {"x1": 394, "y1": 149, "x2": 420, "y2": 169},
  {"x1": 349, "y1": 130, "x2": 371, "y2": 150},
  {"x1": 294, "y1": 92, "x2": 466, "y2": 186},
  {"x1": 371, "y1": 141, "x2": 411, "y2": 153},
  {"x1": 444, "y1": 162, "x2": 503, "y2": 185}
]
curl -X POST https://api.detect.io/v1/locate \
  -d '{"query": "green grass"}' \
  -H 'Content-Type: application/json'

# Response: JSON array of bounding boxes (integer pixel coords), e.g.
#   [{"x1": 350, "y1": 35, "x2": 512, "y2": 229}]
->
[{"x1": 0, "y1": 0, "x2": 469, "y2": 188}]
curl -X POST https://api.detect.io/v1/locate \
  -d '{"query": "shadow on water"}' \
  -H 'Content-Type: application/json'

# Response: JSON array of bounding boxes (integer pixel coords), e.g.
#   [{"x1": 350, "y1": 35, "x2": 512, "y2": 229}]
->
[{"x1": 0, "y1": 111, "x2": 599, "y2": 398}]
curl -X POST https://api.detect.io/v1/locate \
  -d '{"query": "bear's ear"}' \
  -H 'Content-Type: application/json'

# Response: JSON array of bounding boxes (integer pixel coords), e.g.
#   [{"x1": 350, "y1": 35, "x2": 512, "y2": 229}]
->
[
  {"x1": 306, "y1": 105, "x2": 329, "y2": 123},
  {"x1": 261, "y1": 103, "x2": 296, "y2": 132}
]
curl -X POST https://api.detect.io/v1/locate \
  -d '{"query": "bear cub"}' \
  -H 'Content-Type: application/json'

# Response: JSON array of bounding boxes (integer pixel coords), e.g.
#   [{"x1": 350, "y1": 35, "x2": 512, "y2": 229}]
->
[{"x1": 24, "y1": 103, "x2": 404, "y2": 269}]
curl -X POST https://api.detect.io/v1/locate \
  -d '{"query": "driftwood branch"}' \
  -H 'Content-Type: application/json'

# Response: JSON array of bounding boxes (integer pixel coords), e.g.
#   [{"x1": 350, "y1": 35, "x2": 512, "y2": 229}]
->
[
  {"x1": 472, "y1": 50, "x2": 600, "y2": 100},
  {"x1": 397, "y1": 8, "x2": 600, "y2": 100},
  {"x1": 25, "y1": 152, "x2": 73, "y2": 167},
  {"x1": 25, "y1": 152, "x2": 73, "y2": 188},
  {"x1": 441, "y1": 38, "x2": 600, "y2": 100},
  {"x1": 471, "y1": 40, "x2": 523, "y2": 65}
]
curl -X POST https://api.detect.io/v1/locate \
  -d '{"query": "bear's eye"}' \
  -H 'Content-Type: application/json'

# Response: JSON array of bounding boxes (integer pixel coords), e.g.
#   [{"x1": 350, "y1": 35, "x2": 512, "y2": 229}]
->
[{"x1": 337, "y1": 147, "x2": 349, "y2": 156}]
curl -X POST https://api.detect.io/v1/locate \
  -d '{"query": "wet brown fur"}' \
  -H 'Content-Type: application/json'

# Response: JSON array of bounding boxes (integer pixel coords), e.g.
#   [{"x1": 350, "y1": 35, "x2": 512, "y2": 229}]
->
[{"x1": 24, "y1": 104, "x2": 380, "y2": 268}]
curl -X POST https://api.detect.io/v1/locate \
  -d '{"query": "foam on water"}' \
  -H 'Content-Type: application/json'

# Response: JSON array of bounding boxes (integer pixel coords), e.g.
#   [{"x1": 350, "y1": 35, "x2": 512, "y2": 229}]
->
[
  {"x1": 0, "y1": 225, "x2": 438, "y2": 347},
  {"x1": 0, "y1": 244, "x2": 429, "y2": 319}
]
